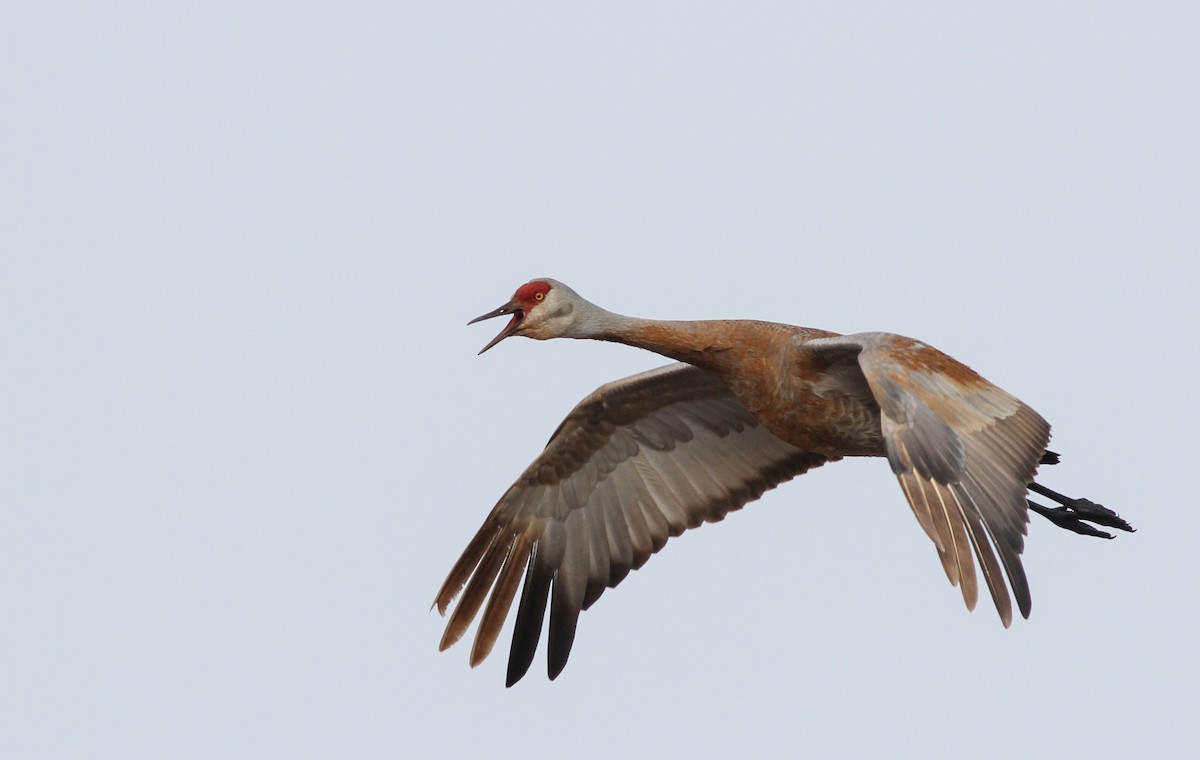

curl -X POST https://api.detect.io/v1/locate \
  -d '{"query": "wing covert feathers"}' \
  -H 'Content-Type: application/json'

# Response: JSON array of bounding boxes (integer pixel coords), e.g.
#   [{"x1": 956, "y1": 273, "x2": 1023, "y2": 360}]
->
[
  {"x1": 810, "y1": 333, "x2": 1048, "y2": 626},
  {"x1": 434, "y1": 363, "x2": 827, "y2": 685}
]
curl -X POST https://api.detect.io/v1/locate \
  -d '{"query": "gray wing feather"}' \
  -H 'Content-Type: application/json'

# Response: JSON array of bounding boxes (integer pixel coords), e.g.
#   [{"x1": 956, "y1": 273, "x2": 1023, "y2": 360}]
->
[
  {"x1": 434, "y1": 362, "x2": 828, "y2": 685},
  {"x1": 807, "y1": 333, "x2": 1050, "y2": 626}
]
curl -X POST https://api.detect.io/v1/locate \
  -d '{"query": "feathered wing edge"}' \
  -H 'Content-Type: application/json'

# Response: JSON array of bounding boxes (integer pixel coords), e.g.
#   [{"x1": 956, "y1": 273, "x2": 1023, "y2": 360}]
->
[
  {"x1": 892, "y1": 402, "x2": 1049, "y2": 625},
  {"x1": 808, "y1": 334, "x2": 1050, "y2": 626},
  {"x1": 434, "y1": 363, "x2": 828, "y2": 685}
]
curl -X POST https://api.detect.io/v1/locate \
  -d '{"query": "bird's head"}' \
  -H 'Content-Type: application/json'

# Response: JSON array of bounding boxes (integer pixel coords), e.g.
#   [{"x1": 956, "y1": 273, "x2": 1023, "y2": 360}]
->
[{"x1": 469, "y1": 278, "x2": 586, "y2": 354}]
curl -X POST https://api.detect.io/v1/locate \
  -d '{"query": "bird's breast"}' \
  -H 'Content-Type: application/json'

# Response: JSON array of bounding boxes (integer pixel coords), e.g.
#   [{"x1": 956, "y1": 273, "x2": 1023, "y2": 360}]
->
[
  {"x1": 721, "y1": 357, "x2": 886, "y2": 458},
  {"x1": 757, "y1": 391, "x2": 886, "y2": 457}
]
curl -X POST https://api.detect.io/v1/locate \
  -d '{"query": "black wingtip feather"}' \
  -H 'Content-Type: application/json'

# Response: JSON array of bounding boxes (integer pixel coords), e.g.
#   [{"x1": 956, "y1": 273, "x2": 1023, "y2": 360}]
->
[
  {"x1": 547, "y1": 585, "x2": 580, "y2": 680},
  {"x1": 506, "y1": 550, "x2": 551, "y2": 687}
]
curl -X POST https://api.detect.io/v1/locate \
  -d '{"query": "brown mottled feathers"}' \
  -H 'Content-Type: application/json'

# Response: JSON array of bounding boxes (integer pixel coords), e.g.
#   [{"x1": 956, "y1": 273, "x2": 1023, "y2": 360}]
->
[
  {"x1": 805, "y1": 333, "x2": 1050, "y2": 626},
  {"x1": 433, "y1": 362, "x2": 829, "y2": 686}
]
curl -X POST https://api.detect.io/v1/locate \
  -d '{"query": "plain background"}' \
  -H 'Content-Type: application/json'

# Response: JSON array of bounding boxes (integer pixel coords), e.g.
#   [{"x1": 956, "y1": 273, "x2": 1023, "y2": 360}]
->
[{"x1": 3, "y1": 2, "x2": 1197, "y2": 758}]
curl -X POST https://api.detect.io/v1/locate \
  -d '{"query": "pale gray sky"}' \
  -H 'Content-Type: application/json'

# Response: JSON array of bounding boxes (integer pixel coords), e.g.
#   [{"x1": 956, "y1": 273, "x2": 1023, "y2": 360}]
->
[{"x1": 3, "y1": 2, "x2": 1197, "y2": 758}]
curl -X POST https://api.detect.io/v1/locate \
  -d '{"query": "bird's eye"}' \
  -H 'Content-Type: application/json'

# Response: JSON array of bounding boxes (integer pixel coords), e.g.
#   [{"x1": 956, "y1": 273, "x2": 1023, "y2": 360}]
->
[{"x1": 535, "y1": 292, "x2": 545, "y2": 301}]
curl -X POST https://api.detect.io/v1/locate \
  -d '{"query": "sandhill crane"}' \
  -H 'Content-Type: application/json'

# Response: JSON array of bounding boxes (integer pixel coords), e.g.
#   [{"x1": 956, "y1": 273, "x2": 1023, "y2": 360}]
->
[{"x1": 434, "y1": 278, "x2": 1132, "y2": 686}]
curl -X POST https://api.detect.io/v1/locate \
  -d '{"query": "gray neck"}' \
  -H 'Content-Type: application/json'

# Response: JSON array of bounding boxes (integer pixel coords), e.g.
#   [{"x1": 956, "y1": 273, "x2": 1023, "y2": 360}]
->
[{"x1": 562, "y1": 297, "x2": 730, "y2": 367}]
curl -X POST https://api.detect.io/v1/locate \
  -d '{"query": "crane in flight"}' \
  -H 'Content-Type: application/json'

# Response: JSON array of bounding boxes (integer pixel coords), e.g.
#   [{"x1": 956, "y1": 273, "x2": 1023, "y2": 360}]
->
[{"x1": 434, "y1": 279, "x2": 1132, "y2": 686}]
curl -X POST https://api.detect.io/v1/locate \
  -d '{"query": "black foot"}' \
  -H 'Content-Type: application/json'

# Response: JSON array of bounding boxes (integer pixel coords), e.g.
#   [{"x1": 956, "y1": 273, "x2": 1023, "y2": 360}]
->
[{"x1": 1027, "y1": 482, "x2": 1135, "y2": 539}]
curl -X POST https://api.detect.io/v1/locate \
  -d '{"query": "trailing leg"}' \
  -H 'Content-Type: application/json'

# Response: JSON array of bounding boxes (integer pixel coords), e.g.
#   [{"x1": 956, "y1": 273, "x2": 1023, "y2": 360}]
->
[{"x1": 1027, "y1": 482, "x2": 1135, "y2": 539}]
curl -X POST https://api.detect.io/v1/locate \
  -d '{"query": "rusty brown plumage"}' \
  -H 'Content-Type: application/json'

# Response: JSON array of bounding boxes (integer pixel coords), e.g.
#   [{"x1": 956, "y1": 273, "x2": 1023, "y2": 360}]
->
[{"x1": 435, "y1": 279, "x2": 1132, "y2": 685}]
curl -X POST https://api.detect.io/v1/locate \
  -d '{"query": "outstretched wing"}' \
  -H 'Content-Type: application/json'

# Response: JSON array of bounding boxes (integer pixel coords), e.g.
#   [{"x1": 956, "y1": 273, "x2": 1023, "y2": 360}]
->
[
  {"x1": 434, "y1": 363, "x2": 829, "y2": 685},
  {"x1": 806, "y1": 333, "x2": 1050, "y2": 626}
]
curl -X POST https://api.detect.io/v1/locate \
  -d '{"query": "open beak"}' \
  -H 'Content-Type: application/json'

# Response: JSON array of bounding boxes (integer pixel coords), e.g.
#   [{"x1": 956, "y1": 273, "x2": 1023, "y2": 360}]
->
[{"x1": 468, "y1": 301, "x2": 523, "y2": 354}]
